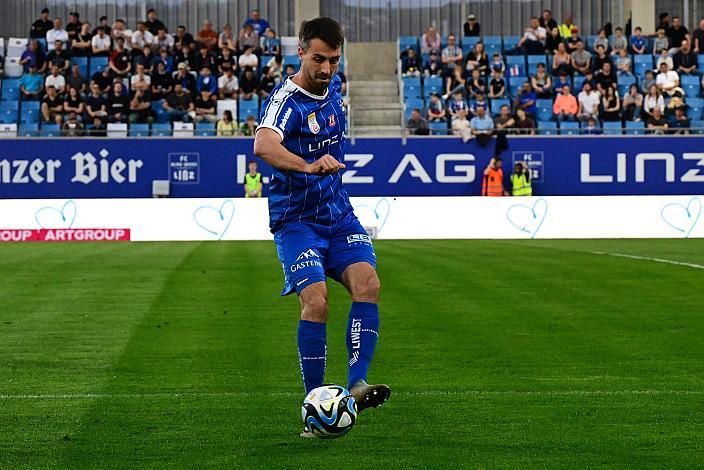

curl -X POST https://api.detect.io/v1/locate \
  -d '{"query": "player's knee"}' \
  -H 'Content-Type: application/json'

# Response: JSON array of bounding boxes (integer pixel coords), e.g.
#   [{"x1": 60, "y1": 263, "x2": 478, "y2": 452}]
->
[
  {"x1": 300, "y1": 283, "x2": 329, "y2": 322},
  {"x1": 352, "y1": 273, "x2": 381, "y2": 303}
]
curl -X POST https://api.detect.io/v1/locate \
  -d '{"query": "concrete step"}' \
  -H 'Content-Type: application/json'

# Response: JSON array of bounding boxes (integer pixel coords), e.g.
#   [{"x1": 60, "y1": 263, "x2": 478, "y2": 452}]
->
[
  {"x1": 353, "y1": 125, "x2": 402, "y2": 137},
  {"x1": 347, "y1": 73, "x2": 397, "y2": 81},
  {"x1": 353, "y1": 108, "x2": 404, "y2": 126},
  {"x1": 351, "y1": 80, "x2": 399, "y2": 89},
  {"x1": 350, "y1": 88, "x2": 399, "y2": 99},
  {"x1": 351, "y1": 96, "x2": 400, "y2": 106}
]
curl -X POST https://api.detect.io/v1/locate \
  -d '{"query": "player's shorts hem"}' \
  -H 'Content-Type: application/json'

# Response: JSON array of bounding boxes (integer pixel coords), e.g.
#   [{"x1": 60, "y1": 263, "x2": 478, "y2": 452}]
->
[{"x1": 281, "y1": 275, "x2": 327, "y2": 296}]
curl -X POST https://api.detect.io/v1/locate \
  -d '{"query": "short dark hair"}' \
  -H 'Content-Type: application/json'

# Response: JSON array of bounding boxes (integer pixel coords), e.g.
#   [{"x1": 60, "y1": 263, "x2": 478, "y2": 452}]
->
[{"x1": 299, "y1": 17, "x2": 344, "y2": 52}]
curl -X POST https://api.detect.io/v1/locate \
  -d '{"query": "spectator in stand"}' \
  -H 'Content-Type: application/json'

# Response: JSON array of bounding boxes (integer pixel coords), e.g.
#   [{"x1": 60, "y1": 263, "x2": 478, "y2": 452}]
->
[
  {"x1": 173, "y1": 62, "x2": 197, "y2": 97},
  {"x1": 67, "y1": 63, "x2": 87, "y2": 94},
  {"x1": 610, "y1": 27, "x2": 627, "y2": 56},
  {"x1": 218, "y1": 68, "x2": 239, "y2": 99},
  {"x1": 426, "y1": 93, "x2": 446, "y2": 122},
  {"x1": 656, "y1": 62, "x2": 682, "y2": 96},
  {"x1": 154, "y1": 27, "x2": 175, "y2": 52},
  {"x1": 673, "y1": 40, "x2": 698, "y2": 75},
  {"x1": 109, "y1": 37, "x2": 131, "y2": 77},
  {"x1": 482, "y1": 157, "x2": 505, "y2": 195},
  {"x1": 130, "y1": 63, "x2": 151, "y2": 93},
  {"x1": 464, "y1": 15, "x2": 480, "y2": 37},
  {"x1": 565, "y1": 26, "x2": 581, "y2": 52},
  {"x1": 448, "y1": 91, "x2": 469, "y2": 121},
  {"x1": 622, "y1": 84, "x2": 643, "y2": 122},
  {"x1": 47, "y1": 40, "x2": 70, "y2": 73},
  {"x1": 582, "y1": 116, "x2": 602, "y2": 134},
  {"x1": 465, "y1": 42, "x2": 488, "y2": 75},
  {"x1": 20, "y1": 40, "x2": 45, "y2": 74},
  {"x1": 441, "y1": 35, "x2": 463, "y2": 72},
  {"x1": 173, "y1": 42, "x2": 195, "y2": 68},
  {"x1": 616, "y1": 49, "x2": 633, "y2": 77},
  {"x1": 668, "y1": 17, "x2": 690, "y2": 54},
  {"x1": 47, "y1": 18, "x2": 69, "y2": 51},
  {"x1": 65, "y1": 12, "x2": 81, "y2": 43},
  {"x1": 163, "y1": 83, "x2": 193, "y2": 122},
  {"x1": 217, "y1": 110, "x2": 237, "y2": 136},
  {"x1": 540, "y1": 9, "x2": 558, "y2": 31},
  {"x1": 647, "y1": 106, "x2": 668, "y2": 134},
  {"x1": 514, "y1": 17, "x2": 546, "y2": 55},
  {"x1": 237, "y1": 24, "x2": 260, "y2": 54},
  {"x1": 242, "y1": 9, "x2": 270, "y2": 37},
  {"x1": 641, "y1": 70, "x2": 656, "y2": 94},
  {"x1": 266, "y1": 54, "x2": 283, "y2": 80},
  {"x1": 467, "y1": 69, "x2": 485, "y2": 99},
  {"x1": 259, "y1": 66, "x2": 277, "y2": 99},
  {"x1": 20, "y1": 65, "x2": 44, "y2": 100},
  {"x1": 545, "y1": 27, "x2": 563, "y2": 54},
  {"x1": 494, "y1": 105, "x2": 515, "y2": 131},
  {"x1": 217, "y1": 47, "x2": 236, "y2": 75},
  {"x1": 131, "y1": 22, "x2": 154, "y2": 57},
  {"x1": 41, "y1": 86, "x2": 64, "y2": 124},
  {"x1": 401, "y1": 48, "x2": 421, "y2": 77},
  {"x1": 194, "y1": 44, "x2": 218, "y2": 74},
  {"x1": 92, "y1": 16, "x2": 111, "y2": 37},
  {"x1": 469, "y1": 106, "x2": 494, "y2": 145},
  {"x1": 553, "y1": 85, "x2": 578, "y2": 121},
  {"x1": 421, "y1": 26, "x2": 441, "y2": 54},
  {"x1": 671, "y1": 107, "x2": 690, "y2": 134},
  {"x1": 239, "y1": 67, "x2": 258, "y2": 100},
  {"x1": 85, "y1": 82, "x2": 108, "y2": 122},
  {"x1": 194, "y1": 89, "x2": 217, "y2": 123},
  {"x1": 514, "y1": 81, "x2": 537, "y2": 117},
  {"x1": 261, "y1": 29, "x2": 281, "y2": 56},
  {"x1": 531, "y1": 63, "x2": 553, "y2": 98},
  {"x1": 600, "y1": 86, "x2": 621, "y2": 122},
  {"x1": 593, "y1": 29, "x2": 609, "y2": 52},
  {"x1": 552, "y1": 72, "x2": 570, "y2": 94},
  {"x1": 631, "y1": 27, "x2": 646, "y2": 54},
  {"x1": 571, "y1": 40, "x2": 591, "y2": 75},
  {"x1": 423, "y1": 51, "x2": 443, "y2": 77},
  {"x1": 71, "y1": 22, "x2": 92, "y2": 57},
  {"x1": 656, "y1": 48, "x2": 673, "y2": 70},
  {"x1": 658, "y1": 12, "x2": 671, "y2": 35},
  {"x1": 91, "y1": 27, "x2": 111, "y2": 56},
  {"x1": 107, "y1": 81, "x2": 129, "y2": 123},
  {"x1": 576, "y1": 69, "x2": 596, "y2": 92},
  {"x1": 175, "y1": 25, "x2": 195, "y2": 48},
  {"x1": 197, "y1": 67, "x2": 218, "y2": 94},
  {"x1": 643, "y1": 84, "x2": 665, "y2": 120},
  {"x1": 470, "y1": 92, "x2": 488, "y2": 116},
  {"x1": 577, "y1": 81, "x2": 600, "y2": 121},
  {"x1": 284, "y1": 64, "x2": 296, "y2": 78},
  {"x1": 142, "y1": 8, "x2": 164, "y2": 35},
  {"x1": 151, "y1": 61, "x2": 173, "y2": 100},
  {"x1": 61, "y1": 111, "x2": 84, "y2": 136},
  {"x1": 30, "y1": 8, "x2": 53, "y2": 39},
  {"x1": 452, "y1": 108, "x2": 470, "y2": 138},
  {"x1": 593, "y1": 45, "x2": 611, "y2": 73},
  {"x1": 197, "y1": 20, "x2": 218, "y2": 50},
  {"x1": 216, "y1": 23, "x2": 235, "y2": 52},
  {"x1": 90, "y1": 116, "x2": 107, "y2": 136},
  {"x1": 489, "y1": 53, "x2": 505, "y2": 75},
  {"x1": 238, "y1": 46, "x2": 259, "y2": 71},
  {"x1": 128, "y1": 89, "x2": 154, "y2": 124},
  {"x1": 406, "y1": 108, "x2": 429, "y2": 135},
  {"x1": 595, "y1": 62, "x2": 617, "y2": 95},
  {"x1": 153, "y1": 48, "x2": 173, "y2": 74},
  {"x1": 135, "y1": 45, "x2": 156, "y2": 70},
  {"x1": 551, "y1": 42, "x2": 572, "y2": 76},
  {"x1": 693, "y1": 19, "x2": 704, "y2": 53},
  {"x1": 91, "y1": 67, "x2": 112, "y2": 94},
  {"x1": 488, "y1": 70, "x2": 506, "y2": 99},
  {"x1": 653, "y1": 28, "x2": 669, "y2": 55},
  {"x1": 444, "y1": 66, "x2": 466, "y2": 99},
  {"x1": 111, "y1": 19, "x2": 133, "y2": 50},
  {"x1": 514, "y1": 107, "x2": 536, "y2": 134},
  {"x1": 240, "y1": 115, "x2": 258, "y2": 136},
  {"x1": 45, "y1": 64, "x2": 66, "y2": 95}
]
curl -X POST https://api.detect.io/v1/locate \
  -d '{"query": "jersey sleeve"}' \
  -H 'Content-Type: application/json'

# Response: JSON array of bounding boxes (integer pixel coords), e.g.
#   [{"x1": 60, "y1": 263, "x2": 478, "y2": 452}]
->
[{"x1": 257, "y1": 92, "x2": 299, "y2": 141}]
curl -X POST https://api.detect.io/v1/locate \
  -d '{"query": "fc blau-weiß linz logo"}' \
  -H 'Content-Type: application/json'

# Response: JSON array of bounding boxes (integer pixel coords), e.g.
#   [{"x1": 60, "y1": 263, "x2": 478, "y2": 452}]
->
[
  {"x1": 307, "y1": 112, "x2": 320, "y2": 134},
  {"x1": 296, "y1": 249, "x2": 319, "y2": 261}
]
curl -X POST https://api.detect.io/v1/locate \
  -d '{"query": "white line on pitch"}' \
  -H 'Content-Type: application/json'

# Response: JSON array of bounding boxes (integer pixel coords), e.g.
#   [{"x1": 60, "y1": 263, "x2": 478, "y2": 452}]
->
[
  {"x1": 0, "y1": 390, "x2": 702, "y2": 400},
  {"x1": 591, "y1": 251, "x2": 704, "y2": 270}
]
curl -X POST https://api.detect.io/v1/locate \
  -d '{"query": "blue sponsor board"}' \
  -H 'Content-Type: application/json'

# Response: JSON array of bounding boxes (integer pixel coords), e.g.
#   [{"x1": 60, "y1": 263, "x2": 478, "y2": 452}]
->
[{"x1": 0, "y1": 137, "x2": 702, "y2": 198}]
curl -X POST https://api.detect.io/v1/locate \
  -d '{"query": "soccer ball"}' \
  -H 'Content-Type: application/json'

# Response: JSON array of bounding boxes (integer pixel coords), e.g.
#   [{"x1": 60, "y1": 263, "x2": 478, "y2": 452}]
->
[{"x1": 301, "y1": 384, "x2": 357, "y2": 438}]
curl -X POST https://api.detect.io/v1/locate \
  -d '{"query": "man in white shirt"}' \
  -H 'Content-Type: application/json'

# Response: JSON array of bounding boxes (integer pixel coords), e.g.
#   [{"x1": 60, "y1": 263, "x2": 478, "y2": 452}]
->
[
  {"x1": 111, "y1": 19, "x2": 133, "y2": 50},
  {"x1": 516, "y1": 17, "x2": 546, "y2": 54},
  {"x1": 451, "y1": 108, "x2": 471, "y2": 140},
  {"x1": 91, "y1": 27, "x2": 112, "y2": 56},
  {"x1": 655, "y1": 62, "x2": 683, "y2": 96},
  {"x1": 238, "y1": 46, "x2": 259, "y2": 69},
  {"x1": 153, "y1": 27, "x2": 174, "y2": 52},
  {"x1": 577, "y1": 81, "x2": 600, "y2": 121},
  {"x1": 131, "y1": 21, "x2": 154, "y2": 53},
  {"x1": 46, "y1": 18, "x2": 69, "y2": 51},
  {"x1": 218, "y1": 68, "x2": 239, "y2": 99},
  {"x1": 44, "y1": 64, "x2": 66, "y2": 94},
  {"x1": 130, "y1": 64, "x2": 151, "y2": 92}
]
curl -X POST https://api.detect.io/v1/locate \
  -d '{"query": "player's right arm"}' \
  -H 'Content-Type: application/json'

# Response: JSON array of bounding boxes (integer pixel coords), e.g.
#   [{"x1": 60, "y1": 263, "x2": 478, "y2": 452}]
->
[{"x1": 254, "y1": 128, "x2": 344, "y2": 175}]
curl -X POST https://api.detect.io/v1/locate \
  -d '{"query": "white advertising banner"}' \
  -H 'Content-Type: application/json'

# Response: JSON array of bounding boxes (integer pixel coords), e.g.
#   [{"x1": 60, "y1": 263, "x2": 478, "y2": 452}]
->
[{"x1": 0, "y1": 196, "x2": 701, "y2": 242}]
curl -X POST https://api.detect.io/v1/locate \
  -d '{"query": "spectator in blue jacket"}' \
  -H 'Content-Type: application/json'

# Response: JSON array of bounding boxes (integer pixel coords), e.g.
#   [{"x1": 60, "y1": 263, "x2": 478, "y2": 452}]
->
[
  {"x1": 196, "y1": 66, "x2": 218, "y2": 94},
  {"x1": 242, "y1": 9, "x2": 270, "y2": 36},
  {"x1": 514, "y1": 81, "x2": 537, "y2": 117}
]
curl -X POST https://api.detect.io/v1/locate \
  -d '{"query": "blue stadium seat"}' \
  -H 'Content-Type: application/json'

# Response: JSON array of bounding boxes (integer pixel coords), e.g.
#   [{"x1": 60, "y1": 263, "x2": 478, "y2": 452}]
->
[
  {"x1": 402, "y1": 76, "x2": 422, "y2": 99},
  {"x1": 490, "y1": 98, "x2": 509, "y2": 116},
  {"x1": 0, "y1": 107, "x2": 17, "y2": 124},
  {"x1": 89, "y1": 56, "x2": 109, "y2": 76},
  {"x1": 151, "y1": 123, "x2": 172, "y2": 137},
  {"x1": 603, "y1": 121, "x2": 623, "y2": 135},
  {"x1": 440, "y1": 36, "x2": 448, "y2": 50},
  {"x1": 151, "y1": 99, "x2": 165, "y2": 111},
  {"x1": 18, "y1": 123, "x2": 39, "y2": 137},
  {"x1": 71, "y1": 56, "x2": 89, "y2": 77},
  {"x1": 536, "y1": 99, "x2": 553, "y2": 122},
  {"x1": 424, "y1": 76, "x2": 443, "y2": 96},
  {"x1": 128, "y1": 123, "x2": 150, "y2": 137},
  {"x1": 502, "y1": 36, "x2": 520, "y2": 52},
  {"x1": 537, "y1": 121, "x2": 557, "y2": 135},
  {"x1": 625, "y1": 121, "x2": 645, "y2": 135},
  {"x1": 195, "y1": 122, "x2": 216, "y2": 136},
  {"x1": 483, "y1": 36, "x2": 502, "y2": 55},
  {"x1": 690, "y1": 120, "x2": 704, "y2": 134},
  {"x1": 687, "y1": 98, "x2": 704, "y2": 120},
  {"x1": 633, "y1": 55, "x2": 653, "y2": 76},
  {"x1": 508, "y1": 76, "x2": 528, "y2": 98},
  {"x1": 399, "y1": 36, "x2": 418, "y2": 53},
  {"x1": 559, "y1": 121, "x2": 580, "y2": 135},
  {"x1": 429, "y1": 120, "x2": 448, "y2": 135},
  {"x1": 155, "y1": 107, "x2": 170, "y2": 124},
  {"x1": 681, "y1": 75, "x2": 701, "y2": 98},
  {"x1": 282, "y1": 55, "x2": 300, "y2": 71},
  {"x1": 19, "y1": 105, "x2": 40, "y2": 124},
  {"x1": 617, "y1": 75, "x2": 637, "y2": 97},
  {"x1": 405, "y1": 98, "x2": 424, "y2": 120},
  {"x1": 461, "y1": 37, "x2": 480, "y2": 51},
  {"x1": 41, "y1": 123, "x2": 60, "y2": 137},
  {"x1": 586, "y1": 35, "x2": 598, "y2": 52},
  {"x1": 506, "y1": 55, "x2": 526, "y2": 76},
  {"x1": 2, "y1": 79, "x2": 21, "y2": 101},
  {"x1": 527, "y1": 55, "x2": 547, "y2": 75},
  {"x1": 698, "y1": 54, "x2": 704, "y2": 68},
  {"x1": 239, "y1": 98, "x2": 259, "y2": 121}
]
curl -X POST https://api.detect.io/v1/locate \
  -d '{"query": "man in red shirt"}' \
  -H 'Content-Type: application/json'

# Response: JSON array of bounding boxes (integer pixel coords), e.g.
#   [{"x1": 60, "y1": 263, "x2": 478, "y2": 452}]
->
[{"x1": 196, "y1": 20, "x2": 218, "y2": 50}]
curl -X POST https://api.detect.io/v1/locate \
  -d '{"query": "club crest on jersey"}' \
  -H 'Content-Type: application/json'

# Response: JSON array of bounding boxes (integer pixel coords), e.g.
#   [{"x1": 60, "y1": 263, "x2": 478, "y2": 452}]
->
[
  {"x1": 307, "y1": 112, "x2": 320, "y2": 134},
  {"x1": 328, "y1": 114, "x2": 336, "y2": 127}
]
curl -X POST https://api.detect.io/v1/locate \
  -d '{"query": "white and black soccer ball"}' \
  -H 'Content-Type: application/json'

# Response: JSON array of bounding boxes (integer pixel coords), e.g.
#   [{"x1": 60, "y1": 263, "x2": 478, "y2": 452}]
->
[{"x1": 301, "y1": 384, "x2": 357, "y2": 438}]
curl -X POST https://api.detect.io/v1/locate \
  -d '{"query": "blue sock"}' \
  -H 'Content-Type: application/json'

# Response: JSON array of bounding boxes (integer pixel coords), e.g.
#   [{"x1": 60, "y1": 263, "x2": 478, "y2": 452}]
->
[
  {"x1": 298, "y1": 320, "x2": 327, "y2": 394},
  {"x1": 346, "y1": 302, "x2": 379, "y2": 389}
]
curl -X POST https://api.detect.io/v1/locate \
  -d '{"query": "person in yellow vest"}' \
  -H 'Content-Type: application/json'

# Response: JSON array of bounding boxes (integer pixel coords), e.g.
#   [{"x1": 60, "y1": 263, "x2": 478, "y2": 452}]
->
[
  {"x1": 481, "y1": 157, "x2": 507, "y2": 196},
  {"x1": 559, "y1": 15, "x2": 576, "y2": 38},
  {"x1": 510, "y1": 161, "x2": 532, "y2": 196},
  {"x1": 244, "y1": 160, "x2": 263, "y2": 198}
]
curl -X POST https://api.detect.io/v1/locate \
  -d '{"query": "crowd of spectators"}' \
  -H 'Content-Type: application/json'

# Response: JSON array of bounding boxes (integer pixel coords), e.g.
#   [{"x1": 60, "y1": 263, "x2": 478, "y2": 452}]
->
[
  {"x1": 401, "y1": 10, "x2": 704, "y2": 137},
  {"x1": 5, "y1": 7, "x2": 315, "y2": 136}
]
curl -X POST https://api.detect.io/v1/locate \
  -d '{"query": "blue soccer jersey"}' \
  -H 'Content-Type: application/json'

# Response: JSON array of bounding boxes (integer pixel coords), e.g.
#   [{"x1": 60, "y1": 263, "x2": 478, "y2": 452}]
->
[{"x1": 257, "y1": 74, "x2": 352, "y2": 233}]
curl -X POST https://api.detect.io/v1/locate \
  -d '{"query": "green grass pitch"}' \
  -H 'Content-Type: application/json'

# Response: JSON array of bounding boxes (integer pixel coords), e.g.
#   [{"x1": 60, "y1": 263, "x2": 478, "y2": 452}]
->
[{"x1": 1, "y1": 239, "x2": 703, "y2": 468}]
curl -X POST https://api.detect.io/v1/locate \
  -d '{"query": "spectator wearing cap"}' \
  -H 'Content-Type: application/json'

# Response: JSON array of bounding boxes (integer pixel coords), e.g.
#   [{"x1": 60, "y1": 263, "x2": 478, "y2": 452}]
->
[
  {"x1": 242, "y1": 9, "x2": 270, "y2": 37},
  {"x1": 196, "y1": 67, "x2": 217, "y2": 94},
  {"x1": 239, "y1": 67, "x2": 258, "y2": 100},
  {"x1": 174, "y1": 62, "x2": 197, "y2": 97},
  {"x1": 20, "y1": 40, "x2": 46, "y2": 74},
  {"x1": 565, "y1": 26, "x2": 581, "y2": 53},
  {"x1": 514, "y1": 81, "x2": 537, "y2": 117},
  {"x1": 154, "y1": 27, "x2": 175, "y2": 52},
  {"x1": 71, "y1": 22, "x2": 93, "y2": 57},
  {"x1": 151, "y1": 61, "x2": 173, "y2": 100},
  {"x1": 540, "y1": 9, "x2": 558, "y2": 31},
  {"x1": 237, "y1": 24, "x2": 260, "y2": 54},
  {"x1": 238, "y1": 46, "x2": 259, "y2": 71},
  {"x1": 553, "y1": 85, "x2": 578, "y2": 122},
  {"x1": 421, "y1": 26, "x2": 440, "y2": 54},
  {"x1": 219, "y1": 24, "x2": 237, "y2": 52},
  {"x1": 464, "y1": 15, "x2": 480, "y2": 37},
  {"x1": 91, "y1": 27, "x2": 111, "y2": 56},
  {"x1": 145, "y1": 9, "x2": 166, "y2": 36},
  {"x1": 401, "y1": 48, "x2": 421, "y2": 77},
  {"x1": 131, "y1": 21, "x2": 154, "y2": 57},
  {"x1": 65, "y1": 12, "x2": 82, "y2": 42},
  {"x1": 406, "y1": 108, "x2": 429, "y2": 135},
  {"x1": 46, "y1": 18, "x2": 69, "y2": 51},
  {"x1": 423, "y1": 51, "x2": 442, "y2": 77},
  {"x1": 92, "y1": 16, "x2": 111, "y2": 37},
  {"x1": 441, "y1": 34, "x2": 463, "y2": 72},
  {"x1": 109, "y1": 37, "x2": 131, "y2": 77},
  {"x1": 197, "y1": 20, "x2": 218, "y2": 50},
  {"x1": 30, "y1": 8, "x2": 53, "y2": 39}
]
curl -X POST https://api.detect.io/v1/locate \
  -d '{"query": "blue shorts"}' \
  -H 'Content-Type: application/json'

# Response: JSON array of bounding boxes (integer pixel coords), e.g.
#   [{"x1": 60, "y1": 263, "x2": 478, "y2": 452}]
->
[{"x1": 274, "y1": 213, "x2": 377, "y2": 296}]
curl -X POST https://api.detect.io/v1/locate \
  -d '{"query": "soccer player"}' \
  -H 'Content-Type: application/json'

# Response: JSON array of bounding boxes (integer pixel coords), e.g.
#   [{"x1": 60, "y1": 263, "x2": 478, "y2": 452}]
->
[{"x1": 253, "y1": 17, "x2": 390, "y2": 436}]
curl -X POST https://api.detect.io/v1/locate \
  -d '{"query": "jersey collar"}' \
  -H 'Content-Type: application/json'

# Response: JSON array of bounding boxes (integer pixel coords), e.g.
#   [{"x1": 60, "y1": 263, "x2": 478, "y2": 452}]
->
[{"x1": 287, "y1": 76, "x2": 328, "y2": 100}]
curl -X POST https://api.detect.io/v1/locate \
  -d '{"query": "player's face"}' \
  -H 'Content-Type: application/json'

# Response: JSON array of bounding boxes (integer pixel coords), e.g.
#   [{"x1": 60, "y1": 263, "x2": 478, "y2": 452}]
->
[{"x1": 299, "y1": 38, "x2": 341, "y2": 92}]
